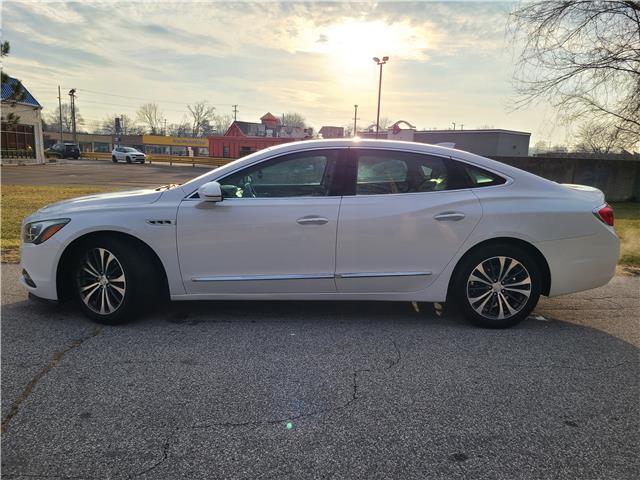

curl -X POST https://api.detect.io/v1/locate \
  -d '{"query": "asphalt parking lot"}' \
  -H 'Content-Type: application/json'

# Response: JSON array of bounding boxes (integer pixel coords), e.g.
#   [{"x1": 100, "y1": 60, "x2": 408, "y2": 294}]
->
[
  {"x1": 1, "y1": 264, "x2": 639, "y2": 480},
  {"x1": 1, "y1": 158, "x2": 211, "y2": 188},
  {"x1": 2, "y1": 160, "x2": 639, "y2": 479}
]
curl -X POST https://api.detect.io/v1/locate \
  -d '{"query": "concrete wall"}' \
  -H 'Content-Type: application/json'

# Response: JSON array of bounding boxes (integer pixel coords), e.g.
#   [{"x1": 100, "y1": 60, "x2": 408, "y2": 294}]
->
[{"x1": 492, "y1": 156, "x2": 640, "y2": 202}]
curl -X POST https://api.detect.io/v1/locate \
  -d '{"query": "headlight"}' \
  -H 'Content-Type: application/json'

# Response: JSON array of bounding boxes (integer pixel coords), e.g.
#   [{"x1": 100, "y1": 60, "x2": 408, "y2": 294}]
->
[{"x1": 23, "y1": 218, "x2": 70, "y2": 245}]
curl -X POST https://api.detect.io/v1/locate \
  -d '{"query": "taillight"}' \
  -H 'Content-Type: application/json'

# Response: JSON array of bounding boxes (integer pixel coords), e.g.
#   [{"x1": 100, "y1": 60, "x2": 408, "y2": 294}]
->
[{"x1": 593, "y1": 203, "x2": 614, "y2": 227}]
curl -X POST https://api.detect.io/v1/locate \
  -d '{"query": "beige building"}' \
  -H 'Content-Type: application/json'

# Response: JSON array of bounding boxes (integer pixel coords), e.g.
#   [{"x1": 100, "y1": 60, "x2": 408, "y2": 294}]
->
[{"x1": 1, "y1": 77, "x2": 45, "y2": 164}]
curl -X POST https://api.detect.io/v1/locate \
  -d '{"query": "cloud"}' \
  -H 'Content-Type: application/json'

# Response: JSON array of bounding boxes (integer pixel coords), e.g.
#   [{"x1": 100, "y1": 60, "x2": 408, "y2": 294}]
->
[{"x1": 2, "y1": 1, "x2": 561, "y2": 143}]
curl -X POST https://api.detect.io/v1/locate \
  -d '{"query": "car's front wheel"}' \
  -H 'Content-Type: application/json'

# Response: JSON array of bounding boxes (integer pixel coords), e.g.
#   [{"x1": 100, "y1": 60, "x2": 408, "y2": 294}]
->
[
  {"x1": 72, "y1": 238, "x2": 155, "y2": 324},
  {"x1": 452, "y1": 244, "x2": 541, "y2": 328},
  {"x1": 126, "y1": 156, "x2": 132, "y2": 164},
  {"x1": 112, "y1": 156, "x2": 117, "y2": 163}
]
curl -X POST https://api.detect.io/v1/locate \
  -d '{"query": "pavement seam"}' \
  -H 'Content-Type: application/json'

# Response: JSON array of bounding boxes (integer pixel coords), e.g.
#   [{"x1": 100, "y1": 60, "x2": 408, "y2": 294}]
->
[{"x1": 1, "y1": 327, "x2": 103, "y2": 434}]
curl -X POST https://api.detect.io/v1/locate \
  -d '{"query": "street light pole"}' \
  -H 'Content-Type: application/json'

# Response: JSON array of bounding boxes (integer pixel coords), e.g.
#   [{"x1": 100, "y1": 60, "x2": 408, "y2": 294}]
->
[
  {"x1": 57, "y1": 86, "x2": 63, "y2": 144},
  {"x1": 373, "y1": 56, "x2": 389, "y2": 139},
  {"x1": 68, "y1": 89, "x2": 77, "y2": 145},
  {"x1": 353, "y1": 104, "x2": 358, "y2": 137}
]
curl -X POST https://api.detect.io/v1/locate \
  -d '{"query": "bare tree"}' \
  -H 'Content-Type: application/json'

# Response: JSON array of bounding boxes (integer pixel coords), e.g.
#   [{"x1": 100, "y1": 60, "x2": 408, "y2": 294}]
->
[
  {"x1": 167, "y1": 122, "x2": 191, "y2": 137},
  {"x1": 574, "y1": 119, "x2": 637, "y2": 153},
  {"x1": 365, "y1": 117, "x2": 393, "y2": 132},
  {"x1": 187, "y1": 100, "x2": 216, "y2": 137},
  {"x1": 510, "y1": 1, "x2": 640, "y2": 140},
  {"x1": 281, "y1": 112, "x2": 306, "y2": 128},
  {"x1": 95, "y1": 113, "x2": 142, "y2": 135},
  {"x1": 45, "y1": 103, "x2": 84, "y2": 133},
  {"x1": 532, "y1": 140, "x2": 550, "y2": 154},
  {"x1": 212, "y1": 113, "x2": 234, "y2": 134},
  {"x1": 136, "y1": 103, "x2": 163, "y2": 134}
]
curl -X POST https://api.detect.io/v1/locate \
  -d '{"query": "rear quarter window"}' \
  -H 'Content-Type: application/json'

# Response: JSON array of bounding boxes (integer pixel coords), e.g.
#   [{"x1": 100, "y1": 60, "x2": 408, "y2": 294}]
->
[{"x1": 461, "y1": 163, "x2": 507, "y2": 187}]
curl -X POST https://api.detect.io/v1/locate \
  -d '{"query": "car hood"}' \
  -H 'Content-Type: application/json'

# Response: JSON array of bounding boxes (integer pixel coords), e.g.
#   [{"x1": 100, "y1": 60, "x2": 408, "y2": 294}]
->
[{"x1": 35, "y1": 189, "x2": 163, "y2": 217}]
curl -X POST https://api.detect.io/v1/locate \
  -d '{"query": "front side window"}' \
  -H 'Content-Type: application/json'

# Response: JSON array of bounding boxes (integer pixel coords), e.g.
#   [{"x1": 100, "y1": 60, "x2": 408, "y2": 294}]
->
[
  {"x1": 220, "y1": 150, "x2": 339, "y2": 198},
  {"x1": 354, "y1": 150, "x2": 462, "y2": 195}
]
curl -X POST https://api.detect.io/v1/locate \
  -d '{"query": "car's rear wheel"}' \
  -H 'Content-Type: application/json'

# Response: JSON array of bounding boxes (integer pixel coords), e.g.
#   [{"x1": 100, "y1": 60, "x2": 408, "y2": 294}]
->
[
  {"x1": 72, "y1": 238, "x2": 155, "y2": 325},
  {"x1": 453, "y1": 244, "x2": 541, "y2": 328},
  {"x1": 112, "y1": 156, "x2": 117, "y2": 163},
  {"x1": 126, "y1": 156, "x2": 132, "y2": 164}
]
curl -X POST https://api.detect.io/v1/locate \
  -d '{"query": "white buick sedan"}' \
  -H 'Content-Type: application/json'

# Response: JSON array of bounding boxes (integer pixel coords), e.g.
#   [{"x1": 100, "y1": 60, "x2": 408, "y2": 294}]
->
[{"x1": 20, "y1": 139, "x2": 619, "y2": 328}]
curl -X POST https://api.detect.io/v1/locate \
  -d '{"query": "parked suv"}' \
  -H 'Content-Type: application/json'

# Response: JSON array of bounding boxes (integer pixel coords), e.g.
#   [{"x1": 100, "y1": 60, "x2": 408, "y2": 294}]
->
[
  {"x1": 111, "y1": 146, "x2": 146, "y2": 164},
  {"x1": 45, "y1": 143, "x2": 80, "y2": 159}
]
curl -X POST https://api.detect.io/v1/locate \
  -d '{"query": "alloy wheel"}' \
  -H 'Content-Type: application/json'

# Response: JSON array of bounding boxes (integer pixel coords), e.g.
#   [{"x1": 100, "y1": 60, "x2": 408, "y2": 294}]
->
[
  {"x1": 466, "y1": 256, "x2": 532, "y2": 320},
  {"x1": 76, "y1": 248, "x2": 126, "y2": 315}
]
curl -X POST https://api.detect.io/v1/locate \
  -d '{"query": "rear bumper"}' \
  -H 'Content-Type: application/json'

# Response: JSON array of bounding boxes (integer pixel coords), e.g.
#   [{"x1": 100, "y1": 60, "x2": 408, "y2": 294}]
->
[{"x1": 535, "y1": 227, "x2": 619, "y2": 297}]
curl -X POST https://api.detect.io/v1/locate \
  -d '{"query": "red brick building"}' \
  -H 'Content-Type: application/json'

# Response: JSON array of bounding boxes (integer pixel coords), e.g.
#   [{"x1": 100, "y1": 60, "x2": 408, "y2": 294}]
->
[{"x1": 209, "y1": 112, "x2": 300, "y2": 159}]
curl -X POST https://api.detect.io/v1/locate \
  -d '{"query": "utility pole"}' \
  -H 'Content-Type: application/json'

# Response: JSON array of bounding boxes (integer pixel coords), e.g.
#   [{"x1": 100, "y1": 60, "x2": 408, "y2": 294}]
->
[
  {"x1": 452, "y1": 122, "x2": 456, "y2": 130},
  {"x1": 353, "y1": 104, "x2": 359, "y2": 137},
  {"x1": 57, "y1": 85, "x2": 63, "y2": 144},
  {"x1": 372, "y1": 56, "x2": 389, "y2": 139},
  {"x1": 232, "y1": 104, "x2": 238, "y2": 121},
  {"x1": 68, "y1": 89, "x2": 77, "y2": 144},
  {"x1": 460, "y1": 123, "x2": 464, "y2": 130},
  {"x1": 164, "y1": 118, "x2": 167, "y2": 136}
]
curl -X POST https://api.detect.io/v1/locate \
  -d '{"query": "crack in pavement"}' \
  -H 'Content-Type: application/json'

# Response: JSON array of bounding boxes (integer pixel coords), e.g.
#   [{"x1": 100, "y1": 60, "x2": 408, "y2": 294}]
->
[
  {"x1": 1, "y1": 327, "x2": 102, "y2": 434},
  {"x1": 130, "y1": 340, "x2": 403, "y2": 478}
]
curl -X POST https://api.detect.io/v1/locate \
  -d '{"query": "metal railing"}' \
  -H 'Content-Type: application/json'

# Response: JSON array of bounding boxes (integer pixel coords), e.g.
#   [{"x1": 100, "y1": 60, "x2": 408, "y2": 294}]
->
[
  {"x1": 1, "y1": 149, "x2": 37, "y2": 159},
  {"x1": 80, "y1": 151, "x2": 233, "y2": 168}
]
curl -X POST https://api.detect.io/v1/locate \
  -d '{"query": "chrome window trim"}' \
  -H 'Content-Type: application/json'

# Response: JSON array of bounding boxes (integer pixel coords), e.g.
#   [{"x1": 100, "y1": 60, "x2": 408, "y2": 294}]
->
[
  {"x1": 350, "y1": 147, "x2": 513, "y2": 196},
  {"x1": 183, "y1": 146, "x2": 350, "y2": 199}
]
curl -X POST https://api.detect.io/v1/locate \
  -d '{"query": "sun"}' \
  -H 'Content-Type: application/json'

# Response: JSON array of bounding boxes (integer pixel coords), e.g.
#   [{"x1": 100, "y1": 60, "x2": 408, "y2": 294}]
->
[{"x1": 300, "y1": 19, "x2": 429, "y2": 88}]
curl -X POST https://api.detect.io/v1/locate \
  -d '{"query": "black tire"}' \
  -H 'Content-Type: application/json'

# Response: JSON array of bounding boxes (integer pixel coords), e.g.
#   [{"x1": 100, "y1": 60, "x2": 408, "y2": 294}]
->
[
  {"x1": 126, "y1": 156, "x2": 132, "y2": 164},
  {"x1": 112, "y1": 156, "x2": 117, "y2": 163},
  {"x1": 140, "y1": 160, "x2": 145, "y2": 164},
  {"x1": 71, "y1": 237, "x2": 156, "y2": 325},
  {"x1": 451, "y1": 244, "x2": 541, "y2": 328}
]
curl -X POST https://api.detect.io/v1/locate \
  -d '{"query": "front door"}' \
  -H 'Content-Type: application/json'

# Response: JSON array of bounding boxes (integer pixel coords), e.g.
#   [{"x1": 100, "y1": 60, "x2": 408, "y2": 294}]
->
[
  {"x1": 177, "y1": 149, "x2": 344, "y2": 295},
  {"x1": 335, "y1": 148, "x2": 482, "y2": 293}
]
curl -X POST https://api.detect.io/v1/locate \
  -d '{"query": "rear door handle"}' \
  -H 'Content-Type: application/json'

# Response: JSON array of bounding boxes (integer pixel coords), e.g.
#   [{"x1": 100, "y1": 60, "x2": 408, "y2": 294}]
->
[
  {"x1": 297, "y1": 216, "x2": 329, "y2": 225},
  {"x1": 434, "y1": 212, "x2": 465, "y2": 221}
]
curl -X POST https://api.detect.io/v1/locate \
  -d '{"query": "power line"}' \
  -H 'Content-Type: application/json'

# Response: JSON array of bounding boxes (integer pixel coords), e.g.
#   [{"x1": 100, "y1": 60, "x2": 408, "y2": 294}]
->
[{"x1": 76, "y1": 87, "x2": 242, "y2": 107}]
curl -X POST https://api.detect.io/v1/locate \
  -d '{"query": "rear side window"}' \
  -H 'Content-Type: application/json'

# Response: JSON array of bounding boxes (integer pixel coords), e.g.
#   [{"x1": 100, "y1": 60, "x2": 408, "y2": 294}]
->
[
  {"x1": 354, "y1": 150, "x2": 465, "y2": 195},
  {"x1": 461, "y1": 163, "x2": 506, "y2": 187}
]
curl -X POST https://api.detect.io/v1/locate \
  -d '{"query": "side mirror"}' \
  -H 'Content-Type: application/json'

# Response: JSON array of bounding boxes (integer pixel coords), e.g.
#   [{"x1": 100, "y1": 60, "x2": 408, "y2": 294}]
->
[{"x1": 198, "y1": 181, "x2": 223, "y2": 202}]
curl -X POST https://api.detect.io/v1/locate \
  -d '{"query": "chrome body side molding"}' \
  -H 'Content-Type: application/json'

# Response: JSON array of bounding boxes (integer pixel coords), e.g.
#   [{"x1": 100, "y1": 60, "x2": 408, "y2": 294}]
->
[
  {"x1": 191, "y1": 273, "x2": 335, "y2": 282},
  {"x1": 191, "y1": 271, "x2": 432, "y2": 282},
  {"x1": 336, "y1": 271, "x2": 432, "y2": 279}
]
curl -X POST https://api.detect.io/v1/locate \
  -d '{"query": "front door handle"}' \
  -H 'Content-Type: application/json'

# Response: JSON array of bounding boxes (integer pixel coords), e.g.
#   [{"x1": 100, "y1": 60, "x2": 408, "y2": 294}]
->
[
  {"x1": 296, "y1": 216, "x2": 329, "y2": 225},
  {"x1": 434, "y1": 212, "x2": 465, "y2": 221}
]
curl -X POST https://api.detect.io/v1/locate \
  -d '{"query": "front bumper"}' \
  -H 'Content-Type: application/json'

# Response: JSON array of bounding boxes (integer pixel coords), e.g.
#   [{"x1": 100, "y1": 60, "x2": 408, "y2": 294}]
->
[{"x1": 20, "y1": 240, "x2": 62, "y2": 301}]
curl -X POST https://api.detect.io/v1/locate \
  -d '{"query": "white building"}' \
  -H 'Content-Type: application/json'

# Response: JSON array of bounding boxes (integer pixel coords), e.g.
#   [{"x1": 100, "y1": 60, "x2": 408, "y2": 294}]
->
[{"x1": 1, "y1": 77, "x2": 45, "y2": 164}]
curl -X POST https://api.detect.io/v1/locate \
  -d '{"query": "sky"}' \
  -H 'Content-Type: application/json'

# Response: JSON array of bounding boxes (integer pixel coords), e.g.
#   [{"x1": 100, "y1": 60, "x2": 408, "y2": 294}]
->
[{"x1": 1, "y1": 0, "x2": 569, "y2": 145}]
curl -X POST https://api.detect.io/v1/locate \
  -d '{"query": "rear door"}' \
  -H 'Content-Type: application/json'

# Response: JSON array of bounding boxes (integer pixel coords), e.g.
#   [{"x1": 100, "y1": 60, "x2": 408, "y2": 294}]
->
[{"x1": 335, "y1": 148, "x2": 482, "y2": 293}]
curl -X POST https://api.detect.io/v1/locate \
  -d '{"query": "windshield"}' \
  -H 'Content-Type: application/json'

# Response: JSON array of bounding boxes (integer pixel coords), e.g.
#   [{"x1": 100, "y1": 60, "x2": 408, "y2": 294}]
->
[{"x1": 123, "y1": 147, "x2": 138, "y2": 152}]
